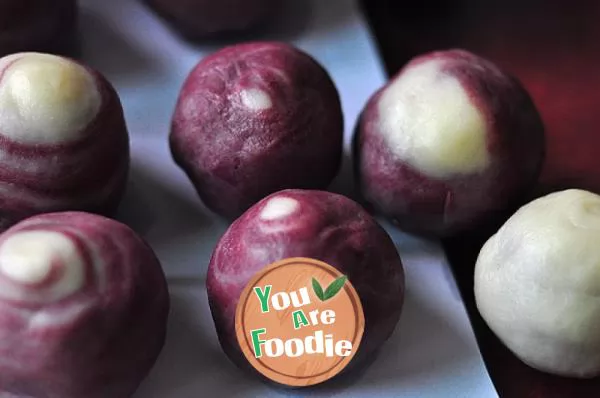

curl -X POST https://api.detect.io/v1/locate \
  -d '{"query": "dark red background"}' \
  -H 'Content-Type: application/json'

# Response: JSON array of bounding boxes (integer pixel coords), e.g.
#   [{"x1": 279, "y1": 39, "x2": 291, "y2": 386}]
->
[{"x1": 360, "y1": 1, "x2": 600, "y2": 397}]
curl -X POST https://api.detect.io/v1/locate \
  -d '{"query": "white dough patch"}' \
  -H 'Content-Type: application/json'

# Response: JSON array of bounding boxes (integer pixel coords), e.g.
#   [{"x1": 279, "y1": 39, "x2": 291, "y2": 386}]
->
[
  {"x1": 0, "y1": 230, "x2": 85, "y2": 300},
  {"x1": 475, "y1": 189, "x2": 600, "y2": 378},
  {"x1": 240, "y1": 88, "x2": 272, "y2": 111},
  {"x1": 377, "y1": 60, "x2": 490, "y2": 178},
  {"x1": 29, "y1": 301, "x2": 90, "y2": 328},
  {"x1": 0, "y1": 53, "x2": 101, "y2": 144},
  {"x1": 260, "y1": 197, "x2": 299, "y2": 220}
]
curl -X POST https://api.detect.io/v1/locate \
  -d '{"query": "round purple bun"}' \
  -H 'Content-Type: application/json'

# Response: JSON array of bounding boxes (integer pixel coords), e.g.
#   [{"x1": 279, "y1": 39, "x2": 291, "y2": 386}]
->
[
  {"x1": 0, "y1": 211, "x2": 170, "y2": 398},
  {"x1": 354, "y1": 49, "x2": 545, "y2": 237},
  {"x1": 144, "y1": 0, "x2": 278, "y2": 39},
  {"x1": 0, "y1": 0, "x2": 77, "y2": 57},
  {"x1": 170, "y1": 42, "x2": 344, "y2": 219},
  {"x1": 207, "y1": 189, "x2": 405, "y2": 379},
  {"x1": 0, "y1": 52, "x2": 130, "y2": 231}
]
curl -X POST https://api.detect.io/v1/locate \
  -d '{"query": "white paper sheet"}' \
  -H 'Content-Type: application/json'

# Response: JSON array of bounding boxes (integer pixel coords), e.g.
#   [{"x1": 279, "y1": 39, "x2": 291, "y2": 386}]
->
[{"x1": 77, "y1": 0, "x2": 498, "y2": 396}]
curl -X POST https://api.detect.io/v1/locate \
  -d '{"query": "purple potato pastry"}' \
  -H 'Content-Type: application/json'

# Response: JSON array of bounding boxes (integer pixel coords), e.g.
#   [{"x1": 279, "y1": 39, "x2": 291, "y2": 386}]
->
[
  {"x1": 0, "y1": 211, "x2": 170, "y2": 398},
  {"x1": 354, "y1": 49, "x2": 545, "y2": 237},
  {"x1": 0, "y1": 52, "x2": 130, "y2": 231},
  {"x1": 170, "y1": 42, "x2": 344, "y2": 219},
  {"x1": 0, "y1": 0, "x2": 77, "y2": 57},
  {"x1": 207, "y1": 189, "x2": 405, "y2": 379},
  {"x1": 144, "y1": 0, "x2": 277, "y2": 39}
]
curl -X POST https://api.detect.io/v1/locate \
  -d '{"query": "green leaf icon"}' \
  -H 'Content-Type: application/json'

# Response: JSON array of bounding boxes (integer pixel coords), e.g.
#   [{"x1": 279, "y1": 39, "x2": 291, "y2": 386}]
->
[
  {"x1": 312, "y1": 278, "x2": 325, "y2": 301},
  {"x1": 323, "y1": 275, "x2": 348, "y2": 301}
]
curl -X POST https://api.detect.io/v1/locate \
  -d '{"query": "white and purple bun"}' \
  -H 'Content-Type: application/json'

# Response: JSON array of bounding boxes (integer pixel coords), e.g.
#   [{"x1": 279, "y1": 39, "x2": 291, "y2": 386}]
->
[
  {"x1": 207, "y1": 189, "x2": 405, "y2": 380},
  {"x1": 0, "y1": 52, "x2": 130, "y2": 231},
  {"x1": 354, "y1": 49, "x2": 545, "y2": 237},
  {"x1": 0, "y1": 0, "x2": 78, "y2": 57},
  {"x1": 0, "y1": 211, "x2": 170, "y2": 398},
  {"x1": 144, "y1": 0, "x2": 277, "y2": 39},
  {"x1": 170, "y1": 42, "x2": 344, "y2": 220}
]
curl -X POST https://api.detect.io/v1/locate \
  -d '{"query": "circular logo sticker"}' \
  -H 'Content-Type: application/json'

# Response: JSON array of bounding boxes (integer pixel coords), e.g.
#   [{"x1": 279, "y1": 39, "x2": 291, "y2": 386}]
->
[{"x1": 235, "y1": 257, "x2": 365, "y2": 387}]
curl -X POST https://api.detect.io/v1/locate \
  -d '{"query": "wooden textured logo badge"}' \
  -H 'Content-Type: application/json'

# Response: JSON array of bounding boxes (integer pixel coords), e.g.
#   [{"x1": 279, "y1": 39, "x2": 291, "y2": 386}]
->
[{"x1": 235, "y1": 257, "x2": 365, "y2": 387}]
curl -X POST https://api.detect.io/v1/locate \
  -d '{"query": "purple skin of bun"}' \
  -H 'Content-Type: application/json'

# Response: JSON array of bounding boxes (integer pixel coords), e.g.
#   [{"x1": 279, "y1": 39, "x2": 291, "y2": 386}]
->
[
  {"x1": 144, "y1": 0, "x2": 278, "y2": 39},
  {"x1": 0, "y1": 211, "x2": 170, "y2": 398},
  {"x1": 0, "y1": 52, "x2": 130, "y2": 231},
  {"x1": 170, "y1": 42, "x2": 344, "y2": 219},
  {"x1": 207, "y1": 189, "x2": 405, "y2": 382},
  {"x1": 354, "y1": 49, "x2": 545, "y2": 237},
  {"x1": 0, "y1": 0, "x2": 78, "y2": 57}
]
